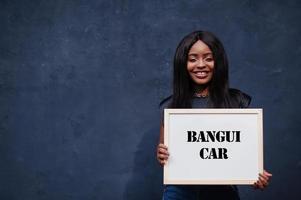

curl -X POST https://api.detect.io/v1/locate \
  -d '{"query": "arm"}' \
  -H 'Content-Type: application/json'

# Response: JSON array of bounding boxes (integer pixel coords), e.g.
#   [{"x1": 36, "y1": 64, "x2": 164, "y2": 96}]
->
[{"x1": 156, "y1": 123, "x2": 169, "y2": 166}]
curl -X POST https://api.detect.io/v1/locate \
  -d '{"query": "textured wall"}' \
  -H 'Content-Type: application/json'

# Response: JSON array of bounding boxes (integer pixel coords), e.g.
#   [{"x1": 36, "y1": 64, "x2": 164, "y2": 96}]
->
[{"x1": 1, "y1": 0, "x2": 300, "y2": 199}]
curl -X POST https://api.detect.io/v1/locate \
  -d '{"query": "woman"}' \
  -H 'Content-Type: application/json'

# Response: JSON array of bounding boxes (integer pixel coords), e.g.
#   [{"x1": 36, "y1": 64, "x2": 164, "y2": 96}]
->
[{"x1": 157, "y1": 30, "x2": 272, "y2": 199}]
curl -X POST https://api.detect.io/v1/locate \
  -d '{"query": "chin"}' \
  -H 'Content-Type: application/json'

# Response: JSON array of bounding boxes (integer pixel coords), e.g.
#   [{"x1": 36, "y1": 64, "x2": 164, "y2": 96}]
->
[{"x1": 192, "y1": 78, "x2": 212, "y2": 85}]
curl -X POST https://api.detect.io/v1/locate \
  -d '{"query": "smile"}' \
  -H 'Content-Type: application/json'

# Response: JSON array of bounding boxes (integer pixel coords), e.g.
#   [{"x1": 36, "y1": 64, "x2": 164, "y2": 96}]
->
[{"x1": 193, "y1": 71, "x2": 209, "y2": 78}]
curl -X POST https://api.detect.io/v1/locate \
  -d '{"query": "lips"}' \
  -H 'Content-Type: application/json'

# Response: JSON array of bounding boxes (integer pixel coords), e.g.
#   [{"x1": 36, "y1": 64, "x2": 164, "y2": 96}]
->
[{"x1": 193, "y1": 71, "x2": 209, "y2": 79}]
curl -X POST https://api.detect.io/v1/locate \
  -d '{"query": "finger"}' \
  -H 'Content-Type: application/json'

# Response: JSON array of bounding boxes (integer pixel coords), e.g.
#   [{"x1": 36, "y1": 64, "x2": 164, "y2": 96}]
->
[
  {"x1": 259, "y1": 176, "x2": 268, "y2": 187},
  {"x1": 157, "y1": 157, "x2": 166, "y2": 165},
  {"x1": 257, "y1": 181, "x2": 264, "y2": 190},
  {"x1": 254, "y1": 180, "x2": 263, "y2": 189},
  {"x1": 158, "y1": 147, "x2": 169, "y2": 153},
  {"x1": 259, "y1": 173, "x2": 269, "y2": 182},
  {"x1": 158, "y1": 143, "x2": 168, "y2": 150},
  {"x1": 157, "y1": 148, "x2": 169, "y2": 155},
  {"x1": 158, "y1": 148, "x2": 169, "y2": 155},
  {"x1": 263, "y1": 170, "x2": 273, "y2": 177},
  {"x1": 159, "y1": 159, "x2": 167, "y2": 166},
  {"x1": 253, "y1": 182, "x2": 261, "y2": 190},
  {"x1": 157, "y1": 152, "x2": 169, "y2": 160},
  {"x1": 157, "y1": 154, "x2": 169, "y2": 160},
  {"x1": 259, "y1": 176, "x2": 268, "y2": 186}
]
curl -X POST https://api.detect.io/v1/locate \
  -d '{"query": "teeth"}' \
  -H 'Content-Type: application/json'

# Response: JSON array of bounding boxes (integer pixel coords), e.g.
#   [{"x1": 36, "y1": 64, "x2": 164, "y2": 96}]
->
[{"x1": 196, "y1": 72, "x2": 207, "y2": 75}]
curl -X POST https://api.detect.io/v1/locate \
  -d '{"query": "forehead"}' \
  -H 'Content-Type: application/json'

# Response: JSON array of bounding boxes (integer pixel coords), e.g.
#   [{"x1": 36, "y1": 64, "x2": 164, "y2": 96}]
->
[{"x1": 188, "y1": 40, "x2": 212, "y2": 55}]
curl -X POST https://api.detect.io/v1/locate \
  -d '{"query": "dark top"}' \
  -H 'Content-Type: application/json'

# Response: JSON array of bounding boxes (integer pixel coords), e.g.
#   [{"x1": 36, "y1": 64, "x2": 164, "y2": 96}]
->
[
  {"x1": 160, "y1": 88, "x2": 251, "y2": 122},
  {"x1": 159, "y1": 88, "x2": 251, "y2": 200},
  {"x1": 160, "y1": 96, "x2": 209, "y2": 123}
]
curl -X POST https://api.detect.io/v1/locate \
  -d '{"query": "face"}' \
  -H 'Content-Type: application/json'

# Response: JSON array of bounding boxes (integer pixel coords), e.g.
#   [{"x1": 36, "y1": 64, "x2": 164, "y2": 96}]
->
[{"x1": 187, "y1": 40, "x2": 214, "y2": 86}]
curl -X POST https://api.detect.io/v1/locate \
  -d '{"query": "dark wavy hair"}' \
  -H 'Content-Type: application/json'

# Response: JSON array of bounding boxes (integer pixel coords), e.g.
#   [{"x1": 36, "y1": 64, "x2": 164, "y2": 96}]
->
[{"x1": 170, "y1": 30, "x2": 232, "y2": 108}]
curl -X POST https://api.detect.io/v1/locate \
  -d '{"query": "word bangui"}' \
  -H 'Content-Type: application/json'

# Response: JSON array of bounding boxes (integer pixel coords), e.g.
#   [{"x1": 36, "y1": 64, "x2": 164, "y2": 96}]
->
[{"x1": 187, "y1": 131, "x2": 241, "y2": 159}]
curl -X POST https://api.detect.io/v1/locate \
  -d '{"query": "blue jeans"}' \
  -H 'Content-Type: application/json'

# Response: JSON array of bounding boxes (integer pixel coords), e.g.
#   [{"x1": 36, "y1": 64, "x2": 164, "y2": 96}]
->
[
  {"x1": 163, "y1": 185, "x2": 199, "y2": 200},
  {"x1": 163, "y1": 185, "x2": 240, "y2": 200}
]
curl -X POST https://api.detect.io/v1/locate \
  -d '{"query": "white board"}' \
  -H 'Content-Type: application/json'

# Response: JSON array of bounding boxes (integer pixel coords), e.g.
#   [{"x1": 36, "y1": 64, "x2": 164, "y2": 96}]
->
[{"x1": 164, "y1": 109, "x2": 263, "y2": 185}]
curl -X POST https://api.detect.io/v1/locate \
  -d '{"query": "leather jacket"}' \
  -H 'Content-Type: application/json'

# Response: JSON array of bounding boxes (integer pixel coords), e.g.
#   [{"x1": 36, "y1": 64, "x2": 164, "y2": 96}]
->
[
  {"x1": 228, "y1": 88, "x2": 251, "y2": 108},
  {"x1": 159, "y1": 88, "x2": 251, "y2": 109}
]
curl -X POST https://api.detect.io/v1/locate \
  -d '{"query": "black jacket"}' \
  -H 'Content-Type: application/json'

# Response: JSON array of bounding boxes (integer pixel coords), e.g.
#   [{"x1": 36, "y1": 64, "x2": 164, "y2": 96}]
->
[
  {"x1": 228, "y1": 88, "x2": 251, "y2": 108},
  {"x1": 159, "y1": 88, "x2": 251, "y2": 108}
]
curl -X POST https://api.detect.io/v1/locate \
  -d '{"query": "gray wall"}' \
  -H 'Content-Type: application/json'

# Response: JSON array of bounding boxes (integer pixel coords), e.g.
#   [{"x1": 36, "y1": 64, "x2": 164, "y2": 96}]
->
[{"x1": 1, "y1": 0, "x2": 300, "y2": 199}]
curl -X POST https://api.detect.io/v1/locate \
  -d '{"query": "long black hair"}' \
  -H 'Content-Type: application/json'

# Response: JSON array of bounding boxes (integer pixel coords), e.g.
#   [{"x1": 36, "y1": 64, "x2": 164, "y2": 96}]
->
[{"x1": 170, "y1": 30, "x2": 232, "y2": 108}]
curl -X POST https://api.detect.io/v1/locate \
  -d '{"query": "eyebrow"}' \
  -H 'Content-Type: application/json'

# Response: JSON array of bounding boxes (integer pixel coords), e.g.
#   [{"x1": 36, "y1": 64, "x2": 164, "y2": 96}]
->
[{"x1": 188, "y1": 52, "x2": 213, "y2": 57}]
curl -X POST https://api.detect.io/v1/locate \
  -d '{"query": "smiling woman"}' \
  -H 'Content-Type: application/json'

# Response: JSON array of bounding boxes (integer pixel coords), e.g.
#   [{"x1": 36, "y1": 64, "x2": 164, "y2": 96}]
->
[
  {"x1": 169, "y1": 31, "x2": 233, "y2": 109},
  {"x1": 187, "y1": 40, "x2": 214, "y2": 87},
  {"x1": 157, "y1": 31, "x2": 272, "y2": 200}
]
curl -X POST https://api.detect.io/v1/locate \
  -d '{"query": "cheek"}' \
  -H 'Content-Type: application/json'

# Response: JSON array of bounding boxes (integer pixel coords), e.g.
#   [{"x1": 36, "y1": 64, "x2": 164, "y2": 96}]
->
[
  {"x1": 208, "y1": 62, "x2": 214, "y2": 70},
  {"x1": 187, "y1": 63, "x2": 193, "y2": 71}
]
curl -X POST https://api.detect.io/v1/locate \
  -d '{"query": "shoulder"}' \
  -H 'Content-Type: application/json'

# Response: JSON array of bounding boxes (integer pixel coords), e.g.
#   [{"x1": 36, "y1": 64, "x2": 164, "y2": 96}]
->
[
  {"x1": 159, "y1": 95, "x2": 172, "y2": 109},
  {"x1": 228, "y1": 88, "x2": 252, "y2": 108}
]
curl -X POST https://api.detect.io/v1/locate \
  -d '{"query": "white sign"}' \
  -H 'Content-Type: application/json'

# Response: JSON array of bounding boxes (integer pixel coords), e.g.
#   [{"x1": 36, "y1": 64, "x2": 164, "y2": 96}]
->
[{"x1": 164, "y1": 109, "x2": 263, "y2": 185}]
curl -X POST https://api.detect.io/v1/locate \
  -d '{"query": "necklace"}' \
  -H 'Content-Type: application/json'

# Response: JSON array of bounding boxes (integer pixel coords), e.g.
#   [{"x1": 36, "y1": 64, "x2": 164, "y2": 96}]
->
[{"x1": 194, "y1": 92, "x2": 209, "y2": 98}]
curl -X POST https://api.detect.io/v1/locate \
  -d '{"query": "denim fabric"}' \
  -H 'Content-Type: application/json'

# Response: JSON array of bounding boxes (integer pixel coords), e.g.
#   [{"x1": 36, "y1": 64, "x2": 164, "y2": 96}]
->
[
  {"x1": 163, "y1": 185, "x2": 200, "y2": 200},
  {"x1": 163, "y1": 185, "x2": 240, "y2": 200}
]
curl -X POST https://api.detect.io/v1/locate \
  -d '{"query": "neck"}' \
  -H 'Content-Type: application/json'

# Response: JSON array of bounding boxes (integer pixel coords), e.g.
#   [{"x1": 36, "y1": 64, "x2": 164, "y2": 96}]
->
[{"x1": 194, "y1": 84, "x2": 209, "y2": 97}]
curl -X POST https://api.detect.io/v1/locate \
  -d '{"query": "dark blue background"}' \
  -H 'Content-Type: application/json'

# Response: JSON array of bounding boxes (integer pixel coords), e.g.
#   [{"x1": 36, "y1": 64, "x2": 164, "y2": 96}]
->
[{"x1": 1, "y1": 0, "x2": 300, "y2": 199}]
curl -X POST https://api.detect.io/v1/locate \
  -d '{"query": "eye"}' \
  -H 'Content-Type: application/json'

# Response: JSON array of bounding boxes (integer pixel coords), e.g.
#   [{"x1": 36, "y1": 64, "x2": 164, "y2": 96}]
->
[
  {"x1": 188, "y1": 58, "x2": 197, "y2": 62},
  {"x1": 205, "y1": 57, "x2": 214, "y2": 62}
]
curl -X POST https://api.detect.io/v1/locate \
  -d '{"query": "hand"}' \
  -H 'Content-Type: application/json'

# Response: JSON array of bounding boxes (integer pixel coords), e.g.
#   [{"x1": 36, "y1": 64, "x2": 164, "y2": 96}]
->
[
  {"x1": 253, "y1": 170, "x2": 272, "y2": 190},
  {"x1": 156, "y1": 143, "x2": 169, "y2": 166}
]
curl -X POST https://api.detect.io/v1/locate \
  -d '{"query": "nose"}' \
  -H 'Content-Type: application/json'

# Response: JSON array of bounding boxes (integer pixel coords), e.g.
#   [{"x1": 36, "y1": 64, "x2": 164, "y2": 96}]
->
[{"x1": 196, "y1": 59, "x2": 206, "y2": 68}]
